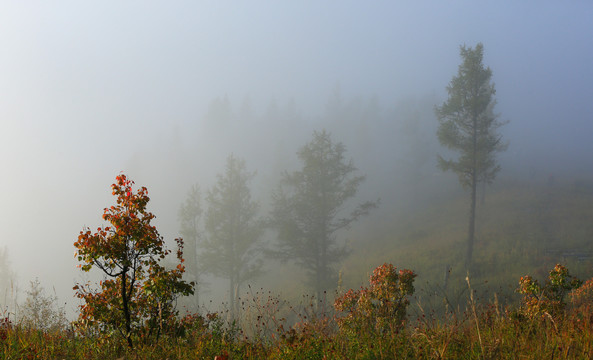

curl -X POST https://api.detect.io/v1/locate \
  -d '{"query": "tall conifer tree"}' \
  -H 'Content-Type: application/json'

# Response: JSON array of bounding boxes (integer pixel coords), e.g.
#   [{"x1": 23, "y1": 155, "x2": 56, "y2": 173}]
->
[
  {"x1": 271, "y1": 130, "x2": 377, "y2": 304},
  {"x1": 201, "y1": 155, "x2": 263, "y2": 320},
  {"x1": 436, "y1": 43, "x2": 508, "y2": 271}
]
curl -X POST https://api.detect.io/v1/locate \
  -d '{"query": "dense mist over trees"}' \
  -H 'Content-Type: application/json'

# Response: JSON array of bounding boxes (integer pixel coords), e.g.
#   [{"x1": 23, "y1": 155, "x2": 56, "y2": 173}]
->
[{"x1": 0, "y1": 3, "x2": 591, "y2": 330}]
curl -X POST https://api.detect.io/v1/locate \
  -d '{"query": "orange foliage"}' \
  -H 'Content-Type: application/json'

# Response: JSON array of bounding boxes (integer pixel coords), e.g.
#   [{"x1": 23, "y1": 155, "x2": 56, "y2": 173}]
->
[{"x1": 73, "y1": 174, "x2": 194, "y2": 347}]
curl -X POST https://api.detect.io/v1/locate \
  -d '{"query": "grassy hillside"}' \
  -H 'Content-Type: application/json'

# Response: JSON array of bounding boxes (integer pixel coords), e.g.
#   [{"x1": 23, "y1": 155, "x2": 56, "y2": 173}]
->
[
  {"x1": 339, "y1": 176, "x2": 593, "y2": 312},
  {"x1": 4, "y1": 176, "x2": 593, "y2": 359}
]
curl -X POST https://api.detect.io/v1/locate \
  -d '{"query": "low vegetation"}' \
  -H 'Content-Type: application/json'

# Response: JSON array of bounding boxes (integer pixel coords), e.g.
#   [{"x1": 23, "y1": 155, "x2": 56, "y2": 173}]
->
[
  {"x1": 2, "y1": 177, "x2": 592, "y2": 358},
  {"x1": 2, "y1": 262, "x2": 593, "y2": 359}
]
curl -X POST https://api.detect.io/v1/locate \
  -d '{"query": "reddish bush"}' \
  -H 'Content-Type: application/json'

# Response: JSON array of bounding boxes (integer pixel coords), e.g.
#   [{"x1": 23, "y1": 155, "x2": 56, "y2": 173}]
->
[
  {"x1": 518, "y1": 264, "x2": 582, "y2": 319},
  {"x1": 334, "y1": 263, "x2": 416, "y2": 335}
]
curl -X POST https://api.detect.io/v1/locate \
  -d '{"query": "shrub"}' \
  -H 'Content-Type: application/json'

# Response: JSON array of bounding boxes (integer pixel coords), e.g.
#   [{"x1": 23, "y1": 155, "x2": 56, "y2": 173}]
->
[
  {"x1": 334, "y1": 263, "x2": 416, "y2": 335},
  {"x1": 517, "y1": 263, "x2": 582, "y2": 319},
  {"x1": 19, "y1": 279, "x2": 68, "y2": 332},
  {"x1": 570, "y1": 277, "x2": 593, "y2": 309}
]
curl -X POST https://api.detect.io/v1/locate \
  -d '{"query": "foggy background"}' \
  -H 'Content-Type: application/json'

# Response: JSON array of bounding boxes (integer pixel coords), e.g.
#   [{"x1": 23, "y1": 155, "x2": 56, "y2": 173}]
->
[{"x1": 1, "y1": 2, "x2": 592, "y2": 317}]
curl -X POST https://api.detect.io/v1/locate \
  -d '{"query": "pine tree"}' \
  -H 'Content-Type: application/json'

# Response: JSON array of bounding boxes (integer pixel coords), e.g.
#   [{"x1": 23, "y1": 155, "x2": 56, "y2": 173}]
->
[
  {"x1": 201, "y1": 155, "x2": 263, "y2": 320},
  {"x1": 436, "y1": 43, "x2": 508, "y2": 271},
  {"x1": 178, "y1": 184, "x2": 205, "y2": 312},
  {"x1": 271, "y1": 130, "x2": 377, "y2": 305}
]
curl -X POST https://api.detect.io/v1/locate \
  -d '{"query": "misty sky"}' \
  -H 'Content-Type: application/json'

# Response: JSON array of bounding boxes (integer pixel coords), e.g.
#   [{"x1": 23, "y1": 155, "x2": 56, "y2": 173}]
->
[{"x1": 1, "y1": 2, "x2": 592, "y2": 310}]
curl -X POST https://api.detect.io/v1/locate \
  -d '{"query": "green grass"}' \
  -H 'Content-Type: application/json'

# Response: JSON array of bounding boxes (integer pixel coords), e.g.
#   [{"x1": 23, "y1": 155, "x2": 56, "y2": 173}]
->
[{"x1": 340, "y1": 177, "x2": 593, "y2": 312}]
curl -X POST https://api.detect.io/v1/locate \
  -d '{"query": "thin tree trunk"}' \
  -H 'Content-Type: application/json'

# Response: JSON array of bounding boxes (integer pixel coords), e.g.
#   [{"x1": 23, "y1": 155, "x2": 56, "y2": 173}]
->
[
  {"x1": 194, "y1": 248, "x2": 200, "y2": 312},
  {"x1": 316, "y1": 259, "x2": 321, "y2": 308},
  {"x1": 121, "y1": 270, "x2": 133, "y2": 348},
  {"x1": 236, "y1": 283, "x2": 241, "y2": 317},
  {"x1": 319, "y1": 235, "x2": 326, "y2": 313},
  {"x1": 480, "y1": 180, "x2": 487, "y2": 205},
  {"x1": 230, "y1": 274, "x2": 235, "y2": 322},
  {"x1": 467, "y1": 117, "x2": 478, "y2": 273},
  {"x1": 467, "y1": 179, "x2": 476, "y2": 272}
]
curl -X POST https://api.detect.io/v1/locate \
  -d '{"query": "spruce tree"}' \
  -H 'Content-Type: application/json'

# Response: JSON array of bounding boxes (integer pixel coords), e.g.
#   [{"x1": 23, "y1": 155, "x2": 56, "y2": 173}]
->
[{"x1": 436, "y1": 43, "x2": 508, "y2": 271}]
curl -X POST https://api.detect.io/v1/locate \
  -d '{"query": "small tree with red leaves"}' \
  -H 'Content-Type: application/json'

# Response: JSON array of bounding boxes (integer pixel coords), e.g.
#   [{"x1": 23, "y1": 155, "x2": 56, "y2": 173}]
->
[{"x1": 73, "y1": 174, "x2": 194, "y2": 348}]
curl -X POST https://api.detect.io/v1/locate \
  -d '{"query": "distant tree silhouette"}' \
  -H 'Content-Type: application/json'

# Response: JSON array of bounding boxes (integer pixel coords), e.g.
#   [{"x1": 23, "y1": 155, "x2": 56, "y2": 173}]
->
[
  {"x1": 178, "y1": 184, "x2": 205, "y2": 312},
  {"x1": 270, "y1": 130, "x2": 378, "y2": 305},
  {"x1": 435, "y1": 43, "x2": 508, "y2": 271},
  {"x1": 200, "y1": 155, "x2": 263, "y2": 320}
]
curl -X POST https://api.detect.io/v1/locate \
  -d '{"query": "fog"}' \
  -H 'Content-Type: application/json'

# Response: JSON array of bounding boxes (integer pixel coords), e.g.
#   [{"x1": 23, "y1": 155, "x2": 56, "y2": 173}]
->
[{"x1": 1, "y1": 2, "x2": 592, "y2": 317}]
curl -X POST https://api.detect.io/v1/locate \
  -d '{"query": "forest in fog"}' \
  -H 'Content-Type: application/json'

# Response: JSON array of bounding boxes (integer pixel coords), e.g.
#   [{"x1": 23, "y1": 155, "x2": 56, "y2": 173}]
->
[{"x1": 1, "y1": 2, "x2": 592, "y2": 358}]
